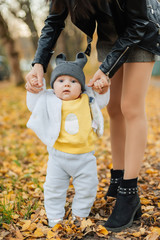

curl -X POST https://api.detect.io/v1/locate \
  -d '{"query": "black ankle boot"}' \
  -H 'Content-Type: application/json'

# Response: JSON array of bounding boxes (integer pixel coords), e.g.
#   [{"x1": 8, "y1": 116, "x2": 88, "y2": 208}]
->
[
  {"x1": 105, "y1": 169, "x2": 124, "y2": 199},
  {"x1": 104, "y1": 178, "x2": 142, "y2": 232}
]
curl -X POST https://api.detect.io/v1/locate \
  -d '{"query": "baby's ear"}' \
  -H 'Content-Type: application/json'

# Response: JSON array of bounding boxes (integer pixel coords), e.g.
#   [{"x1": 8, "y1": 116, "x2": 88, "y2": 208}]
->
[
  {"x1": 56, "y1": 53, "x2": 66, "y2": 65},
  {"x1": 75, "y1": 52, "x2": 87, "y2": 69}
]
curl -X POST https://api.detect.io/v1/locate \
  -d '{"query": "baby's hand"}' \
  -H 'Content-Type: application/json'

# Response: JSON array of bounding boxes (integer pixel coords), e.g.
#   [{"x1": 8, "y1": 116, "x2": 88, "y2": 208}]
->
[
  {"x1": 94, "y1": 79, "x2": 104, "y2": 90},
  {"x1": 88, "y1": 69, "x2": 111, "y2": 94},
  {"x1": 29, "y1": 77, "x2": 38, "y2": 86},
  {"x1": 93, "y1": 79, "x2": 110, "y2": 94}
]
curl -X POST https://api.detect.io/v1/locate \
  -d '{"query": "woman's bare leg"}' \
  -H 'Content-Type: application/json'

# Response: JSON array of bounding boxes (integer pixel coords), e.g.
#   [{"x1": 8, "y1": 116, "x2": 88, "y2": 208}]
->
[
  {"x1": 107, "y1": 66, "x2": 125, "y2": 170},
  {"x1": 121, "y1": 62, "x2": 154, "y2": 179}
]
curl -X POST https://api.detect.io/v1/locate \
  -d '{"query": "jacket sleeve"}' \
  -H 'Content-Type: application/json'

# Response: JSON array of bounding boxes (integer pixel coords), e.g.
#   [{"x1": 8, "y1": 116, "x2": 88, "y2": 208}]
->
[
  {"x1": 26, "y1": 79, "x2": 46, "y2": 112},
  {"x1": 32, "y1": 4, "x2": 68, "y2": 72},
  {"x1": 99, "y1": 0, "x2": 149, "y2": 78}
]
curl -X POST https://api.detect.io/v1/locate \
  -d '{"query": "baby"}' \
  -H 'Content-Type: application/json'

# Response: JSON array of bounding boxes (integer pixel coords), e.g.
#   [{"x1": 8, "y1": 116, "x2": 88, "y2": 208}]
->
[{"x1": 26, "y1": 52, "x2": 110, "y2": 227}]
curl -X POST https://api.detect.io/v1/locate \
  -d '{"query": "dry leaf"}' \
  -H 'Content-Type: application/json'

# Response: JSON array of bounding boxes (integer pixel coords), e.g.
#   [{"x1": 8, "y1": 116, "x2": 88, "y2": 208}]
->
[
  {"x1": 21, "y1": 220, "x2": 31, "y2": 231},
  {"x1": 96, "y1": 225, "x2": 109, "y2": 236},
  {"x1": 15, "y1": 227, "x2": 23, "y2": 240},
  {"x1": 47, "y1": 230, "x2": 56, "y2": 239},
  {"x1": 2, "y1": 223, "x2": 10, "y2": 231},
  {"x1": 34, "y1": 227, "x2": 44, "y2": 237},
  {"x1": 141, "y1": 197, "x2": 152, "y2": 205},
  {"x1": 146, "y1": 232, "x2": 159, "y2": 240},
  {"x1": 151, "y1": 227, "x2": 160, "y2": 235},
  {"x1": 80, "y1": 219, "x2": 93, "y2": 231},
  {"x1": 132, "y1": 232, "x2": 141, "y2": 237},
  {"x1": 52, "y1": 223, "x2": 62, "y2": 231},
  {"x1": 28, "y1": 223, "x2": 37, "y2": 232}
]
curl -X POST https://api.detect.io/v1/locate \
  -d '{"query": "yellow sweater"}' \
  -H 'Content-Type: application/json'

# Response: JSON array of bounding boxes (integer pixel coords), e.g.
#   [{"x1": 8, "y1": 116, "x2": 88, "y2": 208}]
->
[{"x1": 54, "y1": 94, "x2": 96, "y2": 154}]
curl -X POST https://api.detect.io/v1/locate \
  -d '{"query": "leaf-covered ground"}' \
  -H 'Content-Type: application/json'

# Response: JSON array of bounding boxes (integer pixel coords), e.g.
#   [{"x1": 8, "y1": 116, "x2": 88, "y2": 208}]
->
[{"x1": 0, "y1": 79, "x2": 160, "y2": 240}]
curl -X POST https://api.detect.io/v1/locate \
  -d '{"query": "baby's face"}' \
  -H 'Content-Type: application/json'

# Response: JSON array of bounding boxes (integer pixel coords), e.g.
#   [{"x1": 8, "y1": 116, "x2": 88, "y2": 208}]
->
[{"x1": 53, "y1": 75, "x2": 82, "y2": 100}]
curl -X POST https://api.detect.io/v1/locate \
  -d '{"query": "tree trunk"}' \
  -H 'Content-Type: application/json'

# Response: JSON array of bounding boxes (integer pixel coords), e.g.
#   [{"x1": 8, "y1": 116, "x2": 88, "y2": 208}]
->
[
  {"x1": 0, "y1": 13, "x2": 24, "y2": 85},
  {"x1": 19, "y1": 0, "x2": 39, "y2": 50}
]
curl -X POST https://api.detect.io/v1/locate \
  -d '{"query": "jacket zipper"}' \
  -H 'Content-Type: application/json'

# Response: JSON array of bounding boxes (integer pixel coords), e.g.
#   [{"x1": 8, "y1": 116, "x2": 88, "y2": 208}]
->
[
  {"x1": 106, "y1": 46, "x2": 129, "y2": 76},
  {"x1": 116, "y1": 0, "x2": 124, "y2": 12}
]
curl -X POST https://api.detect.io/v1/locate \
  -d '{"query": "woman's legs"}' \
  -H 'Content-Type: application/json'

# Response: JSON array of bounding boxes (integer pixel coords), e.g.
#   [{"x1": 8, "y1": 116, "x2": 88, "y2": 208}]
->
[
  {"x1": 107, "y1": 62, "x2": 154, "y2": 177},
  {"x1": 107, "y1": 66, "x2": 125, "y2": 170},
  {"x1": 121, "y1": 62, "x2": 154, "y2": 179},
  {"x1": 105, "y1": 62, "x2": 154, "y2": 231}
]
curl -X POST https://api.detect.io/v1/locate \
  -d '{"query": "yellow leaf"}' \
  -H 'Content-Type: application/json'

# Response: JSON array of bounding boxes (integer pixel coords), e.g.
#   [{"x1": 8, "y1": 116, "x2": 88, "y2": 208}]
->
[
  {"x1": 2, "y1": 223, "x2": 10, "y2": 230},
  {"x1": 40, "y1": 209, "x2": 46, "y2": 216},
  {"x1": 34, "y1": 228, "x2": 44, "y2": 237},
  {"x1": 28, "y1": 223, "x2": 37, "y2": 232},
  {"x1": 12, "y1": 214, "x2": 19, "y2": 220},
  {"x1": 107, "y1": 163, "x2": 113, "y2": 169},
  {"x1": 146, "y1": 169, "x2": 158, "y2": 174},
  {"x1": 97, "y1": 193, "x2": 104, "y2": 198},
  {"x1": 140, "y1": 228, "x2": 146, "y2": 235},
  {"x1": 52, "y1": 223, "x2": 62, "y2": 231},
  {"x1": 15, "y1": 227, "x2": 23, "y2": 240},
  {"x1": 101, "y1": 179, "x2": 107, "y2": 183},
  {"x1": 151, "y1": 227, "x2": 160, "y2": 235},
  {"x1": 141, "y1": 197, "x2": 152, "y2": 205},
  {"x1": 96, "y1": 225, "x2": 109, "y2": 236},
  {"x1": 65, "y1": 225, "x2": 73, "y2": 234},
  {"x1": 132, "y1": 232, "x2": 141, "y2": 237},
  {"x1": 22, "y1": 220, "x2": 31, "y2": 231},
  {"x1": 80, "y1": 219, "x2": 93, "y2": 231},
  {"x1": 147, "y1": 232, "x2": 159, "y2": 240},
  {"x1": 47, "y1": 230, "x2": 56, "y2": 239}
]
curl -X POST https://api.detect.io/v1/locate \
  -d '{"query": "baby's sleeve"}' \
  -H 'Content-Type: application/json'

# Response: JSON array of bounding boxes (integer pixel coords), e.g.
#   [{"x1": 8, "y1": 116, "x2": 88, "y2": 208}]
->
[
  {"x1": 26, "y1": 78, "x2": 46, "y2": 112},
  {"x1": 93, "y1": 88, "x2": 110, "y2": 109}
]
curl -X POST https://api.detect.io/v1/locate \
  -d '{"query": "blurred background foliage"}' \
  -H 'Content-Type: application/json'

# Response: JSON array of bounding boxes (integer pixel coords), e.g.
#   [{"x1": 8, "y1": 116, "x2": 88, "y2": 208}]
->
[{"x1": 0, "y1": 0, "x2": 98, "y2": 86}]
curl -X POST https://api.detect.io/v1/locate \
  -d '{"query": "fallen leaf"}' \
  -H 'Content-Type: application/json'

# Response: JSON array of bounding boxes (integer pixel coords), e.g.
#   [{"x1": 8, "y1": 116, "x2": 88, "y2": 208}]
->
[
  {"x1": 28, "y1": 223, "x2": 37, "y2": 232},
  {"x1": 80, "y1": 219, "x2": 93, "y2": 231},
  {"x1": 146, "y1": 232, "x2": 159, "y2": 240},
  {"x1": 151, "y1": 227, "x2": 160, "y2": 235},
  {"x1": 34, "y1": 227, "x2": 44, "y2": 237},
  {"x1": 132, "y1": 232, "x2": 141, "y2": 237},
  {"x1": 15, "y1": 227, "x2": 23, "y2": 240},
  {"x1": 47, "y1": 230, "x2": 56, "y2": 239},
  {"x1": 141, "y1": 197, "x2": 152, "y2": 205},
  {"x1": 2, "y1": 223, "x2": 10, "y2": 231},
  {"x1": 52, "y1": 223, "x2": 62, "y2": 231},
  {"x1": 96, "y1": 225, "x2": 109, "y2": 236},
  {"x1": 21, "y1": 220, "x2": 31, "y2": 231}
]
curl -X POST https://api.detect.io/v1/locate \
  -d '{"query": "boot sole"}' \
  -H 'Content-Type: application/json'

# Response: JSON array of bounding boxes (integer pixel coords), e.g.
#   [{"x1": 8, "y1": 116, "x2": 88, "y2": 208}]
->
[{"x1": 105, "y1": 203, "x2": 141, "y2": 232}]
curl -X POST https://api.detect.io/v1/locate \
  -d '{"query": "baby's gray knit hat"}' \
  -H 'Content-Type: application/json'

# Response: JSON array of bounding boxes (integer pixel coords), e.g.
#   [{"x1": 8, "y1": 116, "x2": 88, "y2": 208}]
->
[{"x1": 50, "y1": 52, "x2": 87, "y2": 92}]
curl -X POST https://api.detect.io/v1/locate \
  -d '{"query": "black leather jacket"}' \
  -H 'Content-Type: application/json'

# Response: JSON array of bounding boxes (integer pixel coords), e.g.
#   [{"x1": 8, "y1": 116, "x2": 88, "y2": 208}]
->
[{"x1": 33, "y1": 0, "x2": 160, "y2": 78}]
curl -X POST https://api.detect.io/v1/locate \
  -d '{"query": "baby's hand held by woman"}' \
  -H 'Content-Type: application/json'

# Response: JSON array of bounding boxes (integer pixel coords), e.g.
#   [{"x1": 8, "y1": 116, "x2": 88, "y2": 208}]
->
[
  {"x1": 25, "y1": 64, "x2": 44, "y2": 93},
  {"x1": 87, "y1": 69, "x2": 111, "y2": 94}
]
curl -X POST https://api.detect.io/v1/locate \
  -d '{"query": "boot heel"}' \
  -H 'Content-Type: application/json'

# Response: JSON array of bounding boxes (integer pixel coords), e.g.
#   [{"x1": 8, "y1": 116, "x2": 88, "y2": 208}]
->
[{"x1": 134, "y1": 206, "x2": 142, "y2": 220}]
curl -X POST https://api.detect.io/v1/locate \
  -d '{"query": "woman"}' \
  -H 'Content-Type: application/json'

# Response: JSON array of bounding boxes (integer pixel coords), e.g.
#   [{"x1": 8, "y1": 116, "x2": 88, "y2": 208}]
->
[{"x1": 25, "y1": 0, "x2": 160, "y2": 232}]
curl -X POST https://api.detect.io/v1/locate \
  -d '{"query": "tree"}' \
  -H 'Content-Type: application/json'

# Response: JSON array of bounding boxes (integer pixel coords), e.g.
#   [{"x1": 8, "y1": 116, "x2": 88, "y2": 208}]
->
[
  {"x1": 0, "y1": 13, "x2": 24, "y2": 85},
  {"x1": 0, "y1": 0, "x2": 85, "y2": 85},
  {"x1": 0, "y1": 0, "x2": 47, "y2": 51}
]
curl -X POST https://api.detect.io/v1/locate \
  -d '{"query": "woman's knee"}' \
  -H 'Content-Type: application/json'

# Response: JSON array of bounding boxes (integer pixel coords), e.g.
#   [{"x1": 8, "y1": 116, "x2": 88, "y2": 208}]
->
[
  {"x1": 121, "y1": 100, "x2": 144, "y2": 120},
  {"x1": 107, "y1": 102, "x2": 123, "y2": 119}
]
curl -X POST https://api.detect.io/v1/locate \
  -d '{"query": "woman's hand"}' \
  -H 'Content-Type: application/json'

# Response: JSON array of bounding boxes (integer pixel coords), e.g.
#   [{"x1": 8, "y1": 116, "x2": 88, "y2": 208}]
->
[
  {"x1": 88, "y1": 69, "x2": 111, "y2": 94},
  {"x1": 25, "y1": 64, "x2": 44, "y2": 93}
]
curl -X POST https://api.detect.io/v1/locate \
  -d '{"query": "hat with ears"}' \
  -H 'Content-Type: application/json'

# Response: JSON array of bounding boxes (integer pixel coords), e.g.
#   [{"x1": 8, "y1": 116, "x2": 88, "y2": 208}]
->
[{"x1": 50, "y1": 52, "x2": 87, "y2": 92}]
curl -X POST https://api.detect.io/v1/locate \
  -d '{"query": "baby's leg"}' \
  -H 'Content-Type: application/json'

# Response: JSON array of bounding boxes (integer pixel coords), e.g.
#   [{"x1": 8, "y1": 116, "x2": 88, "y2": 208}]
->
[
  {"x1": 44, "y1": 148, "x2": 70, "y2": 226},
  {"x1": 72, "y1": 152, "x2": 98, "y2": 218}
]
